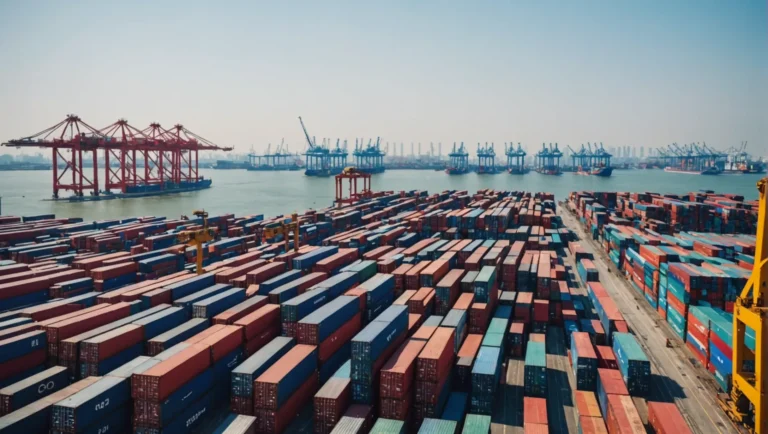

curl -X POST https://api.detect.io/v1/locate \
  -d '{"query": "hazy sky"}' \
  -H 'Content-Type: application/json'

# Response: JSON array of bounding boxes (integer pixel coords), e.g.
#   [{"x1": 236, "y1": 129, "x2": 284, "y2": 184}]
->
[{"x1": 0, "y1": 1, "x2": 765, "y2": 156}]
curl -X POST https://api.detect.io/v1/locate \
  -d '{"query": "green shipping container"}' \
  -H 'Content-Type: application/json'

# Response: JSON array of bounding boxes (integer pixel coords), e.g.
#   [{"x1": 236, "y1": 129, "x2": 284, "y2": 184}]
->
[
  {"x1": 370, "y1": 418, "x2": 406, "y2": 434},
  {"x1": 418, "y1": 418, "x2": 458, "y2": 434},
  {"x1": 462, "y1": 414, "x2": 492, "y2": 433},
  {"x1": 524, "y1": 341, "x2": 547, "y2": 397}
]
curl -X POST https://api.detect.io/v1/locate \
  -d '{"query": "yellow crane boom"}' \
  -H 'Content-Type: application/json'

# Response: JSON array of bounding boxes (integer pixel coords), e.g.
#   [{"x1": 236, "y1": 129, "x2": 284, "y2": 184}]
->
[{"x1": 720, "y1": 178, "x2": 767, "y2": 433}]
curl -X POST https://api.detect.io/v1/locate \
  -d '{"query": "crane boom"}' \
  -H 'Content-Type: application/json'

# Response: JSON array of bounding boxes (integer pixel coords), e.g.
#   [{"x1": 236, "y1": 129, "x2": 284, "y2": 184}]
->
[{"x1": 298, "y1": 116, "x2": 314, "y2": 150}]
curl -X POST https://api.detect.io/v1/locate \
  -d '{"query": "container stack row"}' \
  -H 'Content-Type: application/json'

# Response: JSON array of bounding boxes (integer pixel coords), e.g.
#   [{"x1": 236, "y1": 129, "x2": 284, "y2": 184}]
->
[
  {"x1": 569, "y1": 189, "x2": 758, "y2": 395},
  {"x1": 0, "y1": 189, "x2": 701, "y2": 433}
]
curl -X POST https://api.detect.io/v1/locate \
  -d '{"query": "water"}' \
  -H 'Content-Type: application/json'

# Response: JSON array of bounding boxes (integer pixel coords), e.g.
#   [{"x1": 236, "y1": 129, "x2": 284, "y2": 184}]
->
[{"x1": 0, "y1": 169, "x2": 760, "y2": 220}]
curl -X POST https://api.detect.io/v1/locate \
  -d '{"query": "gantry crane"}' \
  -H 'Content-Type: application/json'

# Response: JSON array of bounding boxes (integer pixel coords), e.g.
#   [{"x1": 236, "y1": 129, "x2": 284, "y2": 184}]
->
[
  {"x1": 718, "y1": 178, "x2": 767, "y2": 433},
  {"x1": 177, "y1": 210, "x2": 216, "y2": 275},
  {"x1": 263, "y1": 213, "x2": 300, "y2": 253}
]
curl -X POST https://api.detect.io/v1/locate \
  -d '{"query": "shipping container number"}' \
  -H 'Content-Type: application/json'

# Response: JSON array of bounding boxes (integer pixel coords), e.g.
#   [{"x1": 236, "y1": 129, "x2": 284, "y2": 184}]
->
[
  {"x1": 94, "y1": 398, "x2": 109, "y2": 411},
  {"x1": 37, "y1": 381, "x2": 56, "y2": 394},
  {"x1": 186, "y1": 407, "x2": 207, "y2": 427}
]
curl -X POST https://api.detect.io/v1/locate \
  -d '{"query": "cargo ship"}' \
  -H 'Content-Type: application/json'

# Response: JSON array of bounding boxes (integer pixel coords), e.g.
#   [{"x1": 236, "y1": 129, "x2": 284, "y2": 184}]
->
[
  {"x1": 507, "y1": 167, "x2": 530, "y2": 174},
  {"x1": 576, "y1": 166, "x2": 613, "y2": 177},
  {"x1": 50, "y1": 179, "x2": 213, "y2": 202},
  {"x1": 213, "y1": 160, "x2": 250, "y2": 170},
  {"x1": 246, "y1": 164, "x2": 301, "y2": 172},
  {"x1": 445, "y1": 166, "x2": 469, "y2": 175},
  {"x1": 0, "y1": 162, "x2": 52, "y2": 171},
  {"x1": 535, "y1": 167, "x2": 562, "y2": 175},
  {"x1": 664, "y1": 166, "x2": 721, "y2": 175}
]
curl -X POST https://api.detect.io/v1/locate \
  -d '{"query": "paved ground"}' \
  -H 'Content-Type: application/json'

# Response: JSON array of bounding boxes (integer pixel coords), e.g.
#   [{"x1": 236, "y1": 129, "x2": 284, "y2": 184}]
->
[
  {"x1": 545, "y1": 327, "x2": 579, "y2": 434},
  {"x1": 492, "y1": 358, "x2": 525, "y2": 434},
  {"x1": 558, "y1": 205, "x2": 740, "y2": 434}
]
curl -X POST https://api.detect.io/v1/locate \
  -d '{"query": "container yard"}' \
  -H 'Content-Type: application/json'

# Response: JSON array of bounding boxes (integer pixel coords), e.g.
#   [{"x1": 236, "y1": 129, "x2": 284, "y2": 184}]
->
[{"x1": 0, "y1": 186, "x2": 761, "y2": 434}]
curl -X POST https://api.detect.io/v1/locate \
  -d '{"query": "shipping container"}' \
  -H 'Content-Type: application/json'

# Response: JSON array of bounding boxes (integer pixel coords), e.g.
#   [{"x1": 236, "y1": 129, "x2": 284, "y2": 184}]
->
[{"x1": 612, "y1": 333, "x2": 650, "y2": 396}]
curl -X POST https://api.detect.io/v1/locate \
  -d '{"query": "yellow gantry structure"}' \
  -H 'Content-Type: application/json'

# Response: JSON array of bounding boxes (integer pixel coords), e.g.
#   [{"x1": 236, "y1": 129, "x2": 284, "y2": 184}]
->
[
  {"x1": 177, "y1": 210, "x2": 215, "y2": 275},
  {"x1": 263, "y1": 213, "x2": 300, "y2": 253},
  {"x1": 721, "y1": 178, "x2": 767, "y2": 433}
]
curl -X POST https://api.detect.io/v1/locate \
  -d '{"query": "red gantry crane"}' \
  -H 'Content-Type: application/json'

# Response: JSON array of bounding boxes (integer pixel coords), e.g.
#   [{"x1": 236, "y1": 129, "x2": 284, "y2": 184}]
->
[{"x1": 2, "y1": 114, "x2": 232, "y2": 199}]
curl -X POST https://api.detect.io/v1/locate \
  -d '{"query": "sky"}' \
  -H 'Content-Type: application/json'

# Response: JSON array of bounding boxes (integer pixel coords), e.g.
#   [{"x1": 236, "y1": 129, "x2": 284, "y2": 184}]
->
[{"x1": 0, "y1": 1, "x2": 765, "y2": 156}]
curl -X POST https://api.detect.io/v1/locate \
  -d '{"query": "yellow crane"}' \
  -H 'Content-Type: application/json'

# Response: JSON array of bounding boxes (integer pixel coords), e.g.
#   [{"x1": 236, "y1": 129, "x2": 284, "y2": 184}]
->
[
  {"x1": 177, "y1": 210, "x2": 216, "y2": 275},
  {"x1": 719, "y1": 178, "x2": 767, "y2": 433},
  {"x1": 263, "y1": 213, "x2": 300, "y2": 253}
]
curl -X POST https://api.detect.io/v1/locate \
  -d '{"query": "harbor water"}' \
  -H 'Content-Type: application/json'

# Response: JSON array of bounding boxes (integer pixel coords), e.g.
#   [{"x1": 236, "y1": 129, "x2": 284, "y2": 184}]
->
[{"x1": 0, "y1": 168, "x2": 760, "y2": 219}]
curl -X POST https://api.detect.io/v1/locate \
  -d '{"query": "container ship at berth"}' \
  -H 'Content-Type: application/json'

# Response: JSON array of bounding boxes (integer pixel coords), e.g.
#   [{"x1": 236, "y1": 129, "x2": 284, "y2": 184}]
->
[
  {"x1": 570, "y1": 142, "x2": 613, "y2": 177},
  {"x1": 576, "y1": 166, "x2": 613, "y2": 177},
  {"x1": 0, "y1": 182, "x2": 745, "y2": 433},
  {"x1": 664, "y1": 166, "x2": 721, "y2": 175}
]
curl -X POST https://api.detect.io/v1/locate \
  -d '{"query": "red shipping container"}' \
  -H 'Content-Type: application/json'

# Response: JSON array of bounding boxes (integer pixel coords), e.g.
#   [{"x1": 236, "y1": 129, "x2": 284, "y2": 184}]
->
[
  {"x1": 44, "y1": 302, "x2": 132, "y2": 343},
  {"x1": 0, "y1": 269, "x2": 86, "y2": 300},
  {"x1": 580, "y1": 416, "x2": 608, "y2": 434},
  {"x1": 415, "y1": 373, "x2": 449, "y2": 405},
  {"x1": 190, "y1": 325, "x2": 243, "y2": 363},
  {"x1": 417, "y1": 327, "x2": 455, "y2": 383},
  {"x1": 453, "y1": 293, "x2": 475, "y2": 311},
  {"x1": 606, "y1": 394, "x2": 644, "y2": 434},
  {"x1": 132, "y1": 344, "x2": 210, "y2": 401},
  {"x1": 533, "y1": 299, "x2": 549, "y2": 322},
  {"x1": 318, "y1": 313, "x2": 361, "y2": 363},
  {"x1": 246, "y1": 262, "x2": 287, "y2": 286},
  {"x1": 405, "y1": 261, "x2": 430, "y2": 290},
  {"x1": 314, "y1": 377, "x2": 351, "y2": 434},
  {"x1": 20, "y1": 301, "x2": 83, "y2": 321},
  {"x1": 647, "y1": 401, "x2": 692, "y2": 434},
  {"x1": 255, "y1": 373, "x2": 318, "y2": 434},
  {"x1": 380, "y1": 339, "x2": 427, "y2": 399},
  {"x1": 254, "y1": 344, "x2": 317, "y2": 410},
  {"x1": 245, "y1": 325, "x2": 281, "y2": 356},
  {"x1": 393, "y1": 290, "x2": 416, "y2": 306},
  {"x1": 0, "y1": 266, "x2": 68, "y2": 286},
  {"x1": 90, "y1": 262, "x2": 137, "y2": 281},
  {"x1": 0, "y1": 348, "x2": 46, "y2": 383},
  {"x1": 314, "y1": 249, "x2": 359, "y2": 274},
  {"x1": 524, "y1": 423, "x2": 549, "y2": 434},
  {"x1": 575, "y1": 391, "x2": 602, "y2": 418},
  {"x1": 408, "y1": 287, "x2": 435, "y2": 316},
  {"x1": 380, "y1": 393, "x2": 411, "y2": 421},
  {"x1": 81, "y1": 324, "x2": 144, "y2": 363},
  {"x1": 363, "y1": 246, "x2": 394, "y2": 261},
  {"x1": 598, "y1": 368, "x2": 629, "y2": 396},
  {"x1": 231, "y1": 395, "x2": 253, "y2": 416},
  {"x1": 235, "y1": 305, "x2": 280, "y2": 341},
  {"x1": 420, "y1": 260, "x2": 449, "y2": 287},
  {"x1": 412, "y1": 325, "x2": 437, "y2": 342},
  {"x1": 213, "y1": 295, "x2": 269, "y2": 325},
  {"x1": 214, "y1": 259, "x2": 267, "y2": 284},
  {"x1": 595, "y1": 345, "x2": 618, "y2": 369},
  {"x1": 524, "y1": 396, "x2": 547, "y2": 425}
]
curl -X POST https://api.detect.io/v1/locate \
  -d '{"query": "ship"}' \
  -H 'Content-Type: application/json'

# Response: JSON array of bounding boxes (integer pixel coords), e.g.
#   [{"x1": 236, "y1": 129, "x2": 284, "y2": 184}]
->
[
  {"x1": 446, "y1": 167, "x2": 470, "y2": 175},
  {"x1": 535, "y1": 168, "x2": 562, "y2": 175},
  {"x1": 213, "y1": 160, "x2": 250, "y2": 170},
  {"x1": 49, "y1": 178, "x2": 213, "y2": 202},
  {"x1": 247, "y1": 163, "x2": 301, "y2": 172},
  {"x1": 0, "y1": 162, "x2": 52, "y2": 171},
  {"x1": 664, "y1": 166, "x2": 721, "y2": 175},
  {"x1": 507, "y1": 167, "x2": 530, "y2": 175},
  {"x1": 576, "y1": 166, "x2": 613, "y2": 177}
]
